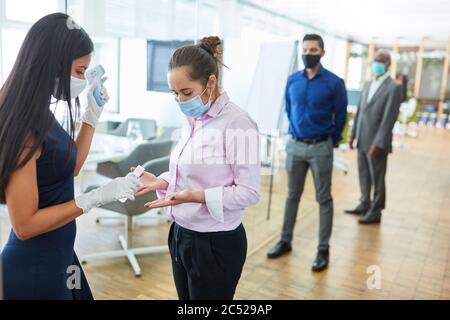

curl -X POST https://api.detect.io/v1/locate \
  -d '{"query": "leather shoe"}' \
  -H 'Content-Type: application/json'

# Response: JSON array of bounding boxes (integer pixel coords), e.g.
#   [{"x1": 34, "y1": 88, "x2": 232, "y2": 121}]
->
[
  {"x1": 267, "y1": 241, "x2": 292, "y2": 259},
  {"x1": 312, "y1": 249, "x2": 329, "y2": 272},
  {"x1": 358, "y1": 212, "x2": 381, "y2": 224},
  {"x1": 345, "y1": 204, "x2": 369, "y2": 215}
]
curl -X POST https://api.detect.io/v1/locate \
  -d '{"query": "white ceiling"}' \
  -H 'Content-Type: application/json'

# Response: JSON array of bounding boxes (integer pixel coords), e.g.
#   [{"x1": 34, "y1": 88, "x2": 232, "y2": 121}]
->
[{"x1": 246, "y1": 0, "x2": 450, "y2": 48}]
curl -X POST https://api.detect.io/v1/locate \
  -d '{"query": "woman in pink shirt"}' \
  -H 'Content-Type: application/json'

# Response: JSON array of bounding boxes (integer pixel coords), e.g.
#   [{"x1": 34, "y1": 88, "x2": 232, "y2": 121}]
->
[{"x1": 136, "y1": 36, "x2": 260, "y2": 300}]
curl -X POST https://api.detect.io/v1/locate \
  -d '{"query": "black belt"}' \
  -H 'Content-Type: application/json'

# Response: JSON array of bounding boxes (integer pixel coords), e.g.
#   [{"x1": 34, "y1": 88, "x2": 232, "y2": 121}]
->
[{"x1": 292, "y1": 136, "x2": 329, "y2": 144}]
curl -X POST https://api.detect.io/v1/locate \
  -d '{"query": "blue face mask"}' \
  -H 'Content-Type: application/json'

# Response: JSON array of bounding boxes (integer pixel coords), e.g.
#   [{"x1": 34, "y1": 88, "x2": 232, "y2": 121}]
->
[
  {"x1": 178, "y1": 87, "x2": 212, "y2": 117},
  {"x1": 372, "y1": 62, "x2": 386, "y2": 77}
]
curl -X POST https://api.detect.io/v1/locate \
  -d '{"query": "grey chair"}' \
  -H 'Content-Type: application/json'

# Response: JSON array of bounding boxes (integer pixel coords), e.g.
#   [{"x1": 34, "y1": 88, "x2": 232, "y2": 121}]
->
[
  {"x1": 95, "y1": 120, "x2": 121, "y2": 134},
  {"x1": 80, "y1": 156, "x2": 171, "y2": 277},
  {"x1": 108, "y1": 118, "x2": 157, "y2": 141},
  {"x1": 154, "y1": 126, "x2": 181, "y2": 143},
  {"x1": 96, "y1": 140, "x2": 173, "y2": 180}
]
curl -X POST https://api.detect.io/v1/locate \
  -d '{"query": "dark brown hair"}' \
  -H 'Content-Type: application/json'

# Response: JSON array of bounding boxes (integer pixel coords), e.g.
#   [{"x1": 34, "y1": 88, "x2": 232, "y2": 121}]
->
[{"x1": 169, "y1": 36, "x2": 226, "y2": 87}]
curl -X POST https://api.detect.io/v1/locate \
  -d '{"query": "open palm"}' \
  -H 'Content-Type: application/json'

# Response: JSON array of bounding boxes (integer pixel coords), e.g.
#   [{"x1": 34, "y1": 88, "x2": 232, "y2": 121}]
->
[{"x1": 144, "y1": 191, "x2": 191, "y2": 209}]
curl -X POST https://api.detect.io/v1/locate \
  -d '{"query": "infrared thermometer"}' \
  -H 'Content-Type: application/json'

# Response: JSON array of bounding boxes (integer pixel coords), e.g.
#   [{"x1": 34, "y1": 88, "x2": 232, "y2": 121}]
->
[
  {"x1": 86, "y1": 65, "x2": 107, "y2": 106},
  {"x1": 119, "y1": 165, "x2": 145, "y2": 203}
]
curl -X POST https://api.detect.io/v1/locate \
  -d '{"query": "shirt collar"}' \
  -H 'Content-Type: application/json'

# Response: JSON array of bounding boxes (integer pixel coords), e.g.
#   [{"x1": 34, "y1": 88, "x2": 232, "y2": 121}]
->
[
  {"x1": 203, "y1": 91, "x2": 229, "y2": 119},
  {"x1": 373, "y1": 71, "x2": 390, "y2": 83},
  {"x1": 316, "y1": 65, "x2": 325, "y2": 76},
  {"x1": 301, "y1": 65, "x2": 325, "y2": 78}
]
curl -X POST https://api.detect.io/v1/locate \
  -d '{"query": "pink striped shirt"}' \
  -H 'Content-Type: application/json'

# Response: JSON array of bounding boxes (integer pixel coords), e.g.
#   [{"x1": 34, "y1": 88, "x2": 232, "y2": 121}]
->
[{"x1": 157, "y1": 92, "x2": 260, "y2": 232}]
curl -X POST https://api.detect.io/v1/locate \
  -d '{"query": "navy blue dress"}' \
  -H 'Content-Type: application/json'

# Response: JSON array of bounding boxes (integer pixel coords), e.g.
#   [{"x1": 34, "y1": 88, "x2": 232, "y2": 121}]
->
[{"x1": 1, "y1": 116, "x2": 93, "y2": 300}]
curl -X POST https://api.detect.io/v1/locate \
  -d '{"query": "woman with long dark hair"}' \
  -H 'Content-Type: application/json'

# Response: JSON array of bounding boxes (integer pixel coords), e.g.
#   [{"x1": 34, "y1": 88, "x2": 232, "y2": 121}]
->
[{"x1": 0, "y1": 13, "x2": 140, "y2": 300}]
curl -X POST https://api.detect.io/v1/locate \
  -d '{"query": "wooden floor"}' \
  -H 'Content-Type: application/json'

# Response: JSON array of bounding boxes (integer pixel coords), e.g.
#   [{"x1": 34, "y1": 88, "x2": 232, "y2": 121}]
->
[{"x1": 1, "y1": 127, "x2": 450, "y2": 299}]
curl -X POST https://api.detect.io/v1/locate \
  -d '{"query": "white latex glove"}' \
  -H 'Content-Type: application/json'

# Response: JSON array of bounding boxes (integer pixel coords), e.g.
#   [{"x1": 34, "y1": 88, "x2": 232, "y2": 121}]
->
[
  {"x1": 75, "y1": 173, "x2": 141, "y2": 214},
  {"x1": 80, "y1": 78, "x2": 109, "y2": 128}
]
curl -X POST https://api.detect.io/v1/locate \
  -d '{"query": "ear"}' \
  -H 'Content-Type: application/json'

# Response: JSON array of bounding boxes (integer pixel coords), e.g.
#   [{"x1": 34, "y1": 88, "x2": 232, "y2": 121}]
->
[
  {"x1": 207, "y1": 75, "x2": 217, "y2": 89},
  {"x1": 321, "y1": 50, "x2": 325, "y2": 58}
]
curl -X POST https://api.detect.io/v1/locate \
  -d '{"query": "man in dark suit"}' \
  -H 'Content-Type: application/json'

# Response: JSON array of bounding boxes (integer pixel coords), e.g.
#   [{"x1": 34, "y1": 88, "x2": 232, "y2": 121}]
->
[{"x1": 346, "y1": 49, "x2": 402, "y2": 224}]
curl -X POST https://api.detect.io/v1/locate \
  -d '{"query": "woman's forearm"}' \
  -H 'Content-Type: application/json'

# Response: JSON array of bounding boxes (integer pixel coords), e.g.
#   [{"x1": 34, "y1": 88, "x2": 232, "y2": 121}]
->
[
  {"x1": 189, "y1": 191, "x2": 205, "y2": 203},
  {"x1": 74, "y1": 122, "x2": 95, "y2": 176},
  {"x1": 12, "y1": 200, "x2": 83, "y2": 241}
]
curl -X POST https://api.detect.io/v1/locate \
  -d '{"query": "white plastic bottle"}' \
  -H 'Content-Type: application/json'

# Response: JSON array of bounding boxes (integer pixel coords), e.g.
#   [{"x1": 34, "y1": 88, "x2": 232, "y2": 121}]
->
[{"x1": 120, "y1": 165, "x2": 145, "y2": 203}]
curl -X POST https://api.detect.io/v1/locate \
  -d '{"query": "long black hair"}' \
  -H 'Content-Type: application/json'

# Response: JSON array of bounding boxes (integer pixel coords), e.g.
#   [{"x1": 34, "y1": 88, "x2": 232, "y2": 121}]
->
[{"x1": 0, "y1": 13, "x2": 94, "y2": 203}]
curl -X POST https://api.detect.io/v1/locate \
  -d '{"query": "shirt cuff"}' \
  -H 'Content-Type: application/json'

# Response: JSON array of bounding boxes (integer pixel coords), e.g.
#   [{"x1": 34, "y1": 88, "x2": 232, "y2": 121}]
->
[
  {"x1": 333, "y1": 134, "x2": 341, "y2": 146},
  {"x1": 204, "y1": 187, "x2": 224, "y2": 223},
  {"x1": 156, "y1": 189, "x2": 167, "y2": 199},
  {"x1": 158, "y1": 171, "x2": 171, "y2": 183}
]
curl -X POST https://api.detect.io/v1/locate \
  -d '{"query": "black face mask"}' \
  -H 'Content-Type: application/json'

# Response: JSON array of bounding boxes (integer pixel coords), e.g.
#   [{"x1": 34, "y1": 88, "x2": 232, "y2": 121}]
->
[{"x1": 302, "y1": 54, "x2": 321, "y2": 69}]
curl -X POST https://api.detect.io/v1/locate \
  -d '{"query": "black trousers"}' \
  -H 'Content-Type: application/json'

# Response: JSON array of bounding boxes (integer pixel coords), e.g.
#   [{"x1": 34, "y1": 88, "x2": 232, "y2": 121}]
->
[{"x1": 168, "y1": 223, "x2": 247, "y2": 300}]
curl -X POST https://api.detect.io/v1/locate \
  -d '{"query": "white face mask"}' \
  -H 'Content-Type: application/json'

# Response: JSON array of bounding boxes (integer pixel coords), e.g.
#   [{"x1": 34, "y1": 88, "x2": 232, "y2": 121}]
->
[
  {"x1": 70, "y1": 76, "x2": 87, "y2": 100},
  {"x1": 54, "y1": 76, "x2": 87, "y2": 101}
]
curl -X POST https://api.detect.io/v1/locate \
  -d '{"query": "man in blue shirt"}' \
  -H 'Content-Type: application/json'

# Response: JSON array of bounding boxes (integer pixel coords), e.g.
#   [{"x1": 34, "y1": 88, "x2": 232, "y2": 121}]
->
[{"x1": 268, "y1": 34, "x2": 348, "y2": 272}]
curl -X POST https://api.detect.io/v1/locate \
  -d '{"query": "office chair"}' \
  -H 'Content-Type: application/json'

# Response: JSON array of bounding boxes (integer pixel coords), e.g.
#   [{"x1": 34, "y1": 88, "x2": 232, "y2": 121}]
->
[
  {"x1": 108, "y1": 118, "x2": 157, "y2": 141},
  {"x1": 154, "y1": 126, "x2": 181, "y2": 143},
  {"x1": 80, "y1": 156, "x2": 171, "y2": 277},
  {"x1": 95, "y1": 140, "x2": 173, "y2": 180}
]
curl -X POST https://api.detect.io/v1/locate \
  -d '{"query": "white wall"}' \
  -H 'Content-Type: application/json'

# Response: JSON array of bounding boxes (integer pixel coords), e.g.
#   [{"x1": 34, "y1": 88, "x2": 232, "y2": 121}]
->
[
  {"x1": 222, "y1": 38, "x2": 261, "y2": 110},
  {"x1": 118, "y1": 38, "x2": 186, "y2": 127},
  {"x1": 321, "y1": 35, "x2": 348, "y2": 79}
]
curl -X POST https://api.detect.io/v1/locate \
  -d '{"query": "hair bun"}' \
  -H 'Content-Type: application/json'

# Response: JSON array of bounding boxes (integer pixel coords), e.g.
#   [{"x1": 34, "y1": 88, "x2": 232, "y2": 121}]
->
[{"x1": 197, "y1": 36, "x2": 222, "y2": 59}]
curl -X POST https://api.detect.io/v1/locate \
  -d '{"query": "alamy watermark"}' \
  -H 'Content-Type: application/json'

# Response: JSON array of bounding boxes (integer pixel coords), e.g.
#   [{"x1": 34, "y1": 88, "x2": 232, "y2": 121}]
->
[
  {"x1": 66, "y1": 265, "x2": 81, "y2": 290},
  {"x1": 66, "y1": 16, "x2": 81, "y2": 30},
  {"x1": 366, "y1": 265, "x2": 382, "y2": 290}
]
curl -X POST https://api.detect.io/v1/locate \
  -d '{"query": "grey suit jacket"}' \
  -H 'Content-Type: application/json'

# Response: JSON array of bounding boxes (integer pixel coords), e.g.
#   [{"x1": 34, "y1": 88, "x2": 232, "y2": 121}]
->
[{"x1": 350, "y1": 77, "x2": 402, "y2": 153}]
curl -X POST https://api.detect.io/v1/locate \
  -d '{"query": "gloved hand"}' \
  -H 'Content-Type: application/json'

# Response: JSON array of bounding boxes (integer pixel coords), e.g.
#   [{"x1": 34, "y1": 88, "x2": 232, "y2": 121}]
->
[
  {"x1": 75, "y1": 173, "x2": 142, "y2": 214},
  {"x1": 91, "y1": 78, "x2": 109, "y2": 107},
  {"x1": 80, "y1": 78, "x2": 109, "y2": 128}
]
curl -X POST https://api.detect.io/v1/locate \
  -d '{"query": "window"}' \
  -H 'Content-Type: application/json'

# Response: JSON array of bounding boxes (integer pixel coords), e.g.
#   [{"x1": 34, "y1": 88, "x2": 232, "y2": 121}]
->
[
  {"x1": 346, "y1": 42, "x2": 368, "y2": 90},
  {"x1": 91, "y1": 37, "x2": 120, "y2": 113},
  {"x1": 420, "y1": 52, "x2": 445, "y2": 100},
  {"x1": 1, "y1": 28, "x2": 27, "y2": 83},
  {"x1": 5, "y1": 0, "x2": 60, "y2": 23},
  {"x1": 0, "y1": 0, "x2": 63, "y2": 85}
]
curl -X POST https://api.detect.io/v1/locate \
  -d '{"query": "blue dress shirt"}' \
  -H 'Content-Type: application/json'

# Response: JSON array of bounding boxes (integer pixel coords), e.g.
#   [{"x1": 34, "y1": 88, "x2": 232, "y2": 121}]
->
[{"x1": 285, "y1": 66, "x2": 348, "y2": 146}]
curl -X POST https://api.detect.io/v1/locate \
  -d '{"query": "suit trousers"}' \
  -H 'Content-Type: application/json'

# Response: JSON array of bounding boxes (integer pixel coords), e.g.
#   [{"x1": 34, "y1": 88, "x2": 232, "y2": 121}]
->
[
  {"x1": 280, "y1": 137, "x2": 334, "y2": 251},
  {"x1": 357, "y1": 149, "x2": 388, "y2": 216}
]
